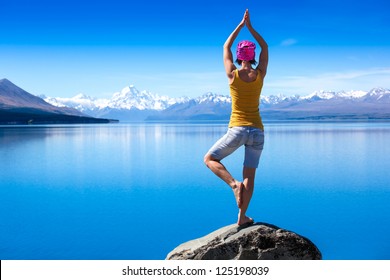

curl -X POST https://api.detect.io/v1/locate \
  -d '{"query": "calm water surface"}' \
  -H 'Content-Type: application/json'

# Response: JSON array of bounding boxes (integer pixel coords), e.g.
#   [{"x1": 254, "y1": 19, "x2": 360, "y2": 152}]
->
[{"x1": 1, "y1": 122, "x2": 389, "y2": 259}]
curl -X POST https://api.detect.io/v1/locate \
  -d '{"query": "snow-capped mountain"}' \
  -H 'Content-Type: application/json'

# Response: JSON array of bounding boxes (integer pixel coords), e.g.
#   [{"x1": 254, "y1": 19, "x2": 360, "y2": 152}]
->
[
  {"x1": 108, "y1": 85, "x2": 180, "y2": 110},
  {"x1": 196, "y1": 92, "x2": 231, "y2": 104},
  {"x1": 43, "y1": 85, "x2": 390, "y2": 121},
  {"x1": 302, "y1": 89, "x2": 372, "y2": 101},
  {"x1": 42, "y1": 93, "x2": 105, "y2": 112},
  {"x1": 44, "y1": 85, "x2": 187, "y2": 112}
]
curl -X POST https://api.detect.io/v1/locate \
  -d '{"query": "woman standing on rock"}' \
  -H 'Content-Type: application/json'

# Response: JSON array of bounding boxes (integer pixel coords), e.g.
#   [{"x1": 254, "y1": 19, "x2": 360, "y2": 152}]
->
[{"x1": 204, "y1": 9, "x2": 268, "y2": 226}]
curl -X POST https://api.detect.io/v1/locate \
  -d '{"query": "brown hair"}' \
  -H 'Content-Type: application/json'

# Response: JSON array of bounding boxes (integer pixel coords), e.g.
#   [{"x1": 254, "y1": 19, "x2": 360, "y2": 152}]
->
[{"x1": 235, "y1": 59, "x2": 257, "y2": 66}]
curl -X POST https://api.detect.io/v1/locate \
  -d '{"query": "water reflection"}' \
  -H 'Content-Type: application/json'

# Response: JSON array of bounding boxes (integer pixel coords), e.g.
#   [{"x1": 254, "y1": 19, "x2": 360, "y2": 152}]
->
[{"x1": 1, "y1": 122, "x2": 389, "y2": 259}]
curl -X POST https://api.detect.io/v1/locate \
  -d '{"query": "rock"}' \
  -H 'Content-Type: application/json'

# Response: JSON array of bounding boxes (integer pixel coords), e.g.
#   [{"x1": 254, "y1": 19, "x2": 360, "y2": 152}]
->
[{"x1": 166, "y1": 222, "x2": 322, "y2": 260}]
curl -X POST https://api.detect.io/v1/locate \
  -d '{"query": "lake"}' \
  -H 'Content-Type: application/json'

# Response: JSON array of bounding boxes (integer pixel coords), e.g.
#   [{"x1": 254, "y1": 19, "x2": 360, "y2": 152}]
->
[{"x1": 1, "y1": 121, "x2": 389, "y2": 260}]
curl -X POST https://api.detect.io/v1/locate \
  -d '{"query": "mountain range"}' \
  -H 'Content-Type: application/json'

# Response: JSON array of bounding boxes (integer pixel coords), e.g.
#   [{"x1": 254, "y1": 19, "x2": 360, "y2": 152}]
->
[
  {"x1": 42, "y1": 84, "x2": 390, "y2": 121},
  {"x1": 0, "y1": 79, "x2": 116, "y2": 124},
  {"x1": 1, "y1": 78, "x2": 389, "y2": 124}
]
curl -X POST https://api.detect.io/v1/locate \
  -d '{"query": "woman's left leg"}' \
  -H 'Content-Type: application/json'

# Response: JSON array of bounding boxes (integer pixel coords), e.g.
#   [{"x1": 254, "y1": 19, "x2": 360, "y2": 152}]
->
[{"x1": 204, "y1": 154, "x2": 244, "y2": 207}]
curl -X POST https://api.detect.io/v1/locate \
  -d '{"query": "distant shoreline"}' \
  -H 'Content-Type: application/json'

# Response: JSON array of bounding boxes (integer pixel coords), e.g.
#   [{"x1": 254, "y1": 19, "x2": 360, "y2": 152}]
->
[
  {"x1": 2, "y1": 113, "x2": 390, "y2": 126},
  {"x1": 4, "y1": 118, "x2": 390, "y2": 127},
  {"x1": 0, "y1": 110, "x2": 118, "y2": 125}
]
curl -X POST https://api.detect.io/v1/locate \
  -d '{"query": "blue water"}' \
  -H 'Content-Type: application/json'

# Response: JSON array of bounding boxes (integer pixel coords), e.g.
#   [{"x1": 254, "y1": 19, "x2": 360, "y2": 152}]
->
[{"x1": 1, "y1": 121, "x2": 389, "y2": 260}]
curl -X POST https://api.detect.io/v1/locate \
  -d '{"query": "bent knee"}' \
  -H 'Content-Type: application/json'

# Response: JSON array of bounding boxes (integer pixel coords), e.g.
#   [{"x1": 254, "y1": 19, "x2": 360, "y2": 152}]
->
[
  {"x1": 203, "y1": 154, "x2": 211, "y2": 166},
  {"x1": 203, "y1": 153, "x2": 218, "y2": 166}
]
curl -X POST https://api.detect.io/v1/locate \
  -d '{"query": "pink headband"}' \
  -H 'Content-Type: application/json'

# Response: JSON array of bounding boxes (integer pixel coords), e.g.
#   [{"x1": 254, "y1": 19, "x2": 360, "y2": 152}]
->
[{"x1": 236, "y1": 40, "x2": 256, "y2": 61}]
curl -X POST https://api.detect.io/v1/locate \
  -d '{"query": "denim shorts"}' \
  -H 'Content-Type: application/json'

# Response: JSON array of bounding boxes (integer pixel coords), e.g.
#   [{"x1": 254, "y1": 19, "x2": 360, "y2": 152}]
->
[{"x1": 207, "y1": 126, "x2": 265, "y2": 168}]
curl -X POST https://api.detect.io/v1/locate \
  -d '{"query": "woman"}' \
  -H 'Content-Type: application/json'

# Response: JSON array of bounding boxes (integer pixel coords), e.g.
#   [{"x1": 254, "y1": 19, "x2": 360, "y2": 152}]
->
[{"x1": 204, "y1": 9, "x2": 268, "y2": 226}]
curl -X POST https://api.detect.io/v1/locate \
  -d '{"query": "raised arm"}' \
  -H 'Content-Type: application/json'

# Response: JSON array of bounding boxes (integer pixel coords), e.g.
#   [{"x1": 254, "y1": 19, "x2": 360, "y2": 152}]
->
[
  {"x1": 246, "y1": 11, "x2": 269, "y2": 77},
  {"x1": 223, "y1": 11, "x2": 247, "y2": 79}
]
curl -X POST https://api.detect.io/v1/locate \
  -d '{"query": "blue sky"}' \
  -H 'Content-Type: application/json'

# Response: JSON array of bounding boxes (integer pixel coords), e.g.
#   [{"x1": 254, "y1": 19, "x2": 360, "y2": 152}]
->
[{"x1": 1, "y1": 0, "x2": 389, "y2": 98}]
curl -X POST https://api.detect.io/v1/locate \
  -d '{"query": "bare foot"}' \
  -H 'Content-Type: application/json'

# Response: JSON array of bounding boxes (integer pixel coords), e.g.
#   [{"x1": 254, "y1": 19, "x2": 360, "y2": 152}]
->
[
  {"x1": 232, "y1": 181, "x2": 244, "y2": 208},
  {"x1": 237, "y1": 215, "x2": 254, "y2": 226}
]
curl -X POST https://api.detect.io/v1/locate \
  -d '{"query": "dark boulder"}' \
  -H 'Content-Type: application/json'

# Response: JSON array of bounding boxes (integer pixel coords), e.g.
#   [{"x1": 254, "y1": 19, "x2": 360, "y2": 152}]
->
[{"x1": 166, "y1": 223, "x2": 321, "y2": 260}]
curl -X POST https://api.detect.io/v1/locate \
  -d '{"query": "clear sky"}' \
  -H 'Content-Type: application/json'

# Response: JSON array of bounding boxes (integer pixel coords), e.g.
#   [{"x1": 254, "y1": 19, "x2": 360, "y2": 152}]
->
[{"x1": 1, "y1": 0, "x2": 389, "y2": 98}]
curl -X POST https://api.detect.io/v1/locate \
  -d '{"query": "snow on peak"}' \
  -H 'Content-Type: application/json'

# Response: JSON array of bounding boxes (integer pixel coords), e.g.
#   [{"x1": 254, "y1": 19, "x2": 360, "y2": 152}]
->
[
  {"x1": 368, "y1": 87, "x2": 390, "y2": 96},
  {"x1": 119, "y1": 85, "x2": 139, "y2": 96},
  {"x1": 44, "y1": 84, "x2": 178, "y2": 112},
  {"x1": 336, "y1": 90, "x2": 366, "y2": 99},
  {"x1": 197, "y1": 92, "x2": 231, "y2": 104},
  {"x1": 261, "y1": 94, "x2": 295, "y2": 104},
  {"x1": 107, "y1": 85, "x2": 179, "y2": 110},
  {"x1": 44, "y1": 93, "x2": 108, "y2": 111},
  {"x1": 73, "y1": 93, "x2": 95, "y2": 100},
  {"x1": 304, "y1": 90, "x2": 337, "y2": 100}
]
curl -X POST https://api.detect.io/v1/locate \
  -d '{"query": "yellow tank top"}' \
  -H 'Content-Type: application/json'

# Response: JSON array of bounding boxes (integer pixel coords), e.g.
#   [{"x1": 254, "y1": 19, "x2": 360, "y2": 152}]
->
[{"x1": 228, "y1": 69, "x2": 264, "y2": 130}]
